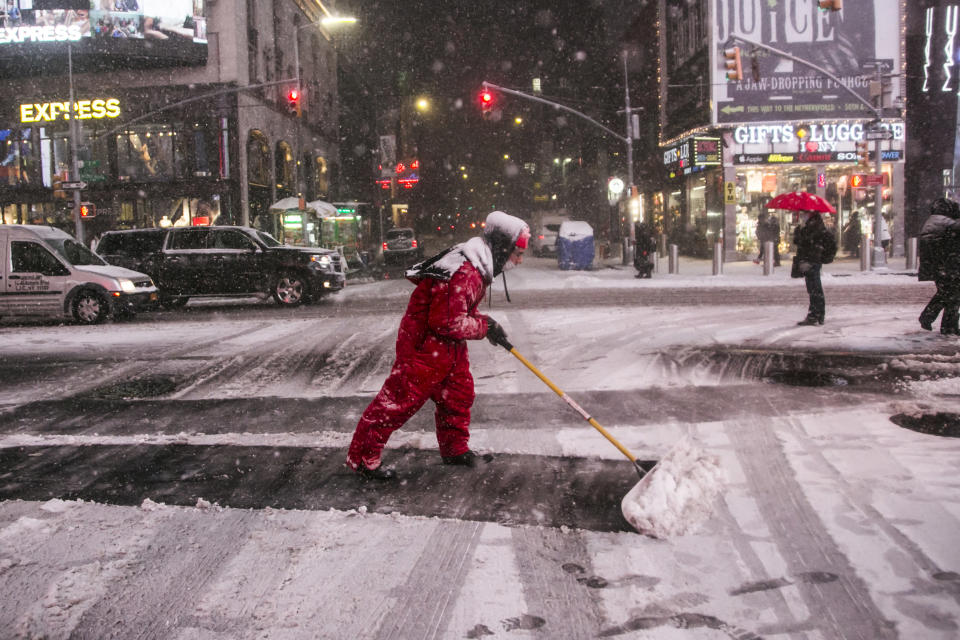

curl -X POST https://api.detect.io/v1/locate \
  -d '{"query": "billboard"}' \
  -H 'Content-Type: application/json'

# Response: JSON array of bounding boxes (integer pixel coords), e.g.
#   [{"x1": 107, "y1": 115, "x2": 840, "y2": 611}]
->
[
  {"x1": 712, "y1": 0, "x2": 902, "y2": 124},
  {"x1": 0, "y1": 0, "x2": 207, "y2": 75}
]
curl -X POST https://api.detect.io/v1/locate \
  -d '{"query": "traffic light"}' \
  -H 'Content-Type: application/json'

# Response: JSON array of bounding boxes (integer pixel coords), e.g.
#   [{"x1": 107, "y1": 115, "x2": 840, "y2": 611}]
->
[
  {"x1": 287, "y1": 87, "x2": 302, "y2": 117},
  {"x1": 850, "y1": 174, "x2": 865, "y2": 188},
  {"x1": 480, "y1": 90, "x2": 494, "y2": 119},
  {"x1": 818, "y1": 0, "x2": 843, "y2": 10},
  {"x1": 79, "y1": 202, "x2": 96, "y2": 218},
  {"x1": 855, "y1": 141, "x2": 870, "y2": 166},
  {"x1": 724, "y1": 47, "x2": 743, "y2": 82}
]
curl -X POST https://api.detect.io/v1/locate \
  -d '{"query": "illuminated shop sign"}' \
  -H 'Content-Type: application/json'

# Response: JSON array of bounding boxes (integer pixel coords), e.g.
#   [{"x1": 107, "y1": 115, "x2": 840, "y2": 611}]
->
[
  {"x1": 0, "y1": 24, "x2": 83, "y2": 44},
  {"x1": 20, "y1": 98, "x2": 121, "y2": 123},
  {"x1": 732, "y1": 122, "x2": 904, "y2": 146},
  {"x1": 663, "y1": 137, "x2": 721, "y2": 167},
  {"x1": 734, "y1": 149, "x2": 903, "y2": 165}
]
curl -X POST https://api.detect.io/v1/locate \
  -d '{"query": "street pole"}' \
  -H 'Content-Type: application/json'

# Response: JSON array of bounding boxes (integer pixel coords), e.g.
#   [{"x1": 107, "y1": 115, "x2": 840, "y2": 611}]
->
[
  {"x1": 623, "y1": 50, "x2": 635, "y2": 242},
  {"x1": 67, "y1": 44, "x2": 83, "y2": 243},
  {"x1": 293, "y1": 30, "x2": 307, "y2": 244},
  {"x1": 871, "y1": 65, "x2": 886, "y2": 268}
]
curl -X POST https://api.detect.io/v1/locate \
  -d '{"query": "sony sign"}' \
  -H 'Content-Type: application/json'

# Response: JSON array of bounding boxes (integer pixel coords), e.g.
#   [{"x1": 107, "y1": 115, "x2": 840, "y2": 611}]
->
[
  {"x1": 0, "y1": 25, "x2": 83, "y2": 44},
  {"x1": 732, "y1": 121, "x2": 905, "y2": 152}
]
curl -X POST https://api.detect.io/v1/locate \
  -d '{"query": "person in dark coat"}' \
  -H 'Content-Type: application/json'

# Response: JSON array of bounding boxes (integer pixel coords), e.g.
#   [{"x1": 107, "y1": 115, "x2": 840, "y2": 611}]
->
[
  {"x1": 792, "y1": 210, "x2": 835, "y2": 325},
  {"x1": 918, "y1": 197, "x2": 960, "y2": 335},
  {"x1": 345, "y1": 211, "x2": 530, "y2": 480},
  {"x1": 754, "y1": 212, "x2": 770, "y2": 264},
  {"x1": 843, "y1": 210, "x2": 861, "y2": 257},
  {"x1": 633, "y1": 221, "x2": 656, "y2": 278}
]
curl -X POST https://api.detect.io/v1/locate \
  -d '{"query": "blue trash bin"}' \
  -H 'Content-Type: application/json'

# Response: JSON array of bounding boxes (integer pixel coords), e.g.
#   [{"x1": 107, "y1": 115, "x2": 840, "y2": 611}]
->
[{"x1": 556, "y1": 221, "x2": 594, "y2": 270}]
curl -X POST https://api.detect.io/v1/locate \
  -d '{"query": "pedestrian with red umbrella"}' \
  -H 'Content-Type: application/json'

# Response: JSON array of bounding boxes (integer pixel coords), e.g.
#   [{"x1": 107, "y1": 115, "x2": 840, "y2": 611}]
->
[
  {"x1": 767, "y1": 192, "x2": 837, "y2": 326},
  {"x1": 346, "y1": 210, "x2": 530, "y2": 480}
]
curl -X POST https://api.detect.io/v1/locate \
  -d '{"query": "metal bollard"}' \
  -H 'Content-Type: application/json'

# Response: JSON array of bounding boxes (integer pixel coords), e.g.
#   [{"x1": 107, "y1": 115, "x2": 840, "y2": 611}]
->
[
  {"x1": 622, "y1": 238, "x2": 631, "y2": 266},
  {"x1": 668, "y1": 243, "x2": 679, "y2": 274},
  {"x1": 659, "y1": 233, "x2": 668, "y2": 257},
  {"x1": 860, "y1": 234, "x2": 871, "y2": 271},
  {"x1": 712, "y1": 242, "x2": 723, "y2": 275},
  {"x1": 762, "y1": 241, "x2": 774, "y2": 276},
  {"x1": 906, "y1": 237, "x2": 918, "y2": 271},
  {"x1": 653, "y1": 251, "x2": 660, "y2": 274}
]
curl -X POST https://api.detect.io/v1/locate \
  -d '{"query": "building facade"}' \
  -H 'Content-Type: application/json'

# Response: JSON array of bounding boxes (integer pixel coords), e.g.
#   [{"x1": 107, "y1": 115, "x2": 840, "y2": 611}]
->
[
  {"x1": 0, "y1": 0, "x2": 341, "y2": 245},
  {"x1": 639, "y1": 0, "x2": 905, "y2": 260}
]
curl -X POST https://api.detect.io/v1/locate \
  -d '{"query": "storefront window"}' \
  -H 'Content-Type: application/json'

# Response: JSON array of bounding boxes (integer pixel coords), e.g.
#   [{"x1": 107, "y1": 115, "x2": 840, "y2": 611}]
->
[
  {"x1": 0, "y1": 129, "x2": 39, "y2": 187},
  {"x1": 117, "y1": 126, "x2": 180, "y2": 181}
]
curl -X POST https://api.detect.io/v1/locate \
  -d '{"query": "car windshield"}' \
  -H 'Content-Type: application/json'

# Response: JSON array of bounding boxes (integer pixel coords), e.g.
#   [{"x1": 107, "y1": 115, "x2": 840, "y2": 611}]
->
[
  {"x1": 46, "y1": 238, "x2": 107, "y2": 266},
  {"x1": 254, "y1": 230, "x2": 282, "y2": 247}
]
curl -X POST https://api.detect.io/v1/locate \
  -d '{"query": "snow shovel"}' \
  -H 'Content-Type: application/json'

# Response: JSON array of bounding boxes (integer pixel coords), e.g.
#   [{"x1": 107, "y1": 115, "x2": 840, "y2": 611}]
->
[{"x1": 491, "y1": 334, "x2": 724, "y2": 538}]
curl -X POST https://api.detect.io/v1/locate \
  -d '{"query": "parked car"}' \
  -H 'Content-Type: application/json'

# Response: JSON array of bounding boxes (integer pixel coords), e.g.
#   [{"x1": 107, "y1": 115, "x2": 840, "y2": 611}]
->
[
  {"x1": 531, "y1": 214, "x2": 569, "y2": 257},
  {"x1": 381, "y1": 227, "x2": 423, "y2": 266},
  {"x1": 0, "y1": 225, "x2": 158, "y2": 324},
  {"x1": 96, "y1": 226, "x2": 345, "y2": 308}
]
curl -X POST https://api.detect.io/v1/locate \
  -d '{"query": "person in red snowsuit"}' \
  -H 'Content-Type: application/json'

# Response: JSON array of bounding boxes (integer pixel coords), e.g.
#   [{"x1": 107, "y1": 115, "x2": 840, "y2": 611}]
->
[{"x1": 346, "y1": 211, "x2": 530, "y2": 480}]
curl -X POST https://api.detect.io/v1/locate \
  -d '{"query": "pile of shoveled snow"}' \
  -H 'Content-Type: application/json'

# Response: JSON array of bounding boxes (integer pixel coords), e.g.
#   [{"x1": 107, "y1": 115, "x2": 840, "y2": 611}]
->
[{"x1": 621, "y1": 437, "x2": 725, "y2": 538}]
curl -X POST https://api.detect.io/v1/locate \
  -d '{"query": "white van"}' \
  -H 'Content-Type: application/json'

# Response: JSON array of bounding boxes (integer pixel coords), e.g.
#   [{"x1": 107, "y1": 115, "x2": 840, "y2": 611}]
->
[{"x1": 0, "y1": 225, "x2": 159, "y2": 324}]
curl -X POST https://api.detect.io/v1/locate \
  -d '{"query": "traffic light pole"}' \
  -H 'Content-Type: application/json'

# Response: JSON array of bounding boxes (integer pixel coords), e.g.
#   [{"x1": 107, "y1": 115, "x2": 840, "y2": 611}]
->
[
  {"x1": 728, "y1": 35, "x2": 888, "y2": 268},
  {"x1": 480, "y1": 80, "x2": 635, "y2": 239}
]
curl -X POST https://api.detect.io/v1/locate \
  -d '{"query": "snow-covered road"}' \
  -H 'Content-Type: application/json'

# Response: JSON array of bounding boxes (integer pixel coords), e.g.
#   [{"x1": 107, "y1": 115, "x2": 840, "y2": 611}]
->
[{"x1": 1, "y1": 259, "x2": 959, "y2": 639}]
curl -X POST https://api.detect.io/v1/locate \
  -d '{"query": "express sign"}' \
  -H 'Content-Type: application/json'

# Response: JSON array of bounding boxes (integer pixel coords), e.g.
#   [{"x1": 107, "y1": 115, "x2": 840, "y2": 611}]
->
[
  {"x1": 0, "y1": 24, "x2": 83, "y2": 44},
  {"x1": 20, "y1": 99, "x2": 121, "y2": 123}
]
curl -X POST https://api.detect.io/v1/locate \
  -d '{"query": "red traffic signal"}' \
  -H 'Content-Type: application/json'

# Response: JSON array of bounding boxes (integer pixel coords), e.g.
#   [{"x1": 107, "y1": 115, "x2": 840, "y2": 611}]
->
[
  {"x1": 287, "y1": 87, "x2": 302, "y2": 117},
  {"x1": 480, "y1": 90, "x2": 495, "y2": 119},
  {"x1": 79, "y1": 202, "x2": 96, "y2": 218}
]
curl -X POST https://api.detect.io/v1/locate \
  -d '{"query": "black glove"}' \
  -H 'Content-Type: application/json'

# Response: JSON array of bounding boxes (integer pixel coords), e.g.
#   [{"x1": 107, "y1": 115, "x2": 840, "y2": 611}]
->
[
  {"x1": 486, "y1": 317, "x2": 510, "y2": 349},
  {"x1": 798, "y1": 260, "x2": 812, "y2": 274}
]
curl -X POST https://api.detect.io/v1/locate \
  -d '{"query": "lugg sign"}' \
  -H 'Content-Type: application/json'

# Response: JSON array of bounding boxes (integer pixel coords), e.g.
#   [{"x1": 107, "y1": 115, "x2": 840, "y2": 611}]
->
[{"x1": 20, "y1": 99, "x2": 121, "y2": 123}]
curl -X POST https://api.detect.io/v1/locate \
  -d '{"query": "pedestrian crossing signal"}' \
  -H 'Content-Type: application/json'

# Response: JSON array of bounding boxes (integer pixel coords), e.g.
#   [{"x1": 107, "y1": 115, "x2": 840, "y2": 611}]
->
[{"x1": 79, "y1": 202, "x2": 96, "y2": 218}]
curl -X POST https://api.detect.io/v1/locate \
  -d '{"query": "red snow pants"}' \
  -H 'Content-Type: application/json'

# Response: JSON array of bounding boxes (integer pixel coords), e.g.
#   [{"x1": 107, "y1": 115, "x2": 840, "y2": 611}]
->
[{"x1": 346, "y1": 339, "x2": 475, "y2": 470}]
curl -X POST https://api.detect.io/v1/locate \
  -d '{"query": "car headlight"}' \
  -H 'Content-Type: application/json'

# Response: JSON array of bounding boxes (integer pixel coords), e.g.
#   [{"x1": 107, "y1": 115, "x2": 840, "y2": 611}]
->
[
  {"x1": 310, "y1": 254, "x2": 332, "y2": 266},
  {"x1": 118, "y1": 278, "x2": 138, "y2": 294}
]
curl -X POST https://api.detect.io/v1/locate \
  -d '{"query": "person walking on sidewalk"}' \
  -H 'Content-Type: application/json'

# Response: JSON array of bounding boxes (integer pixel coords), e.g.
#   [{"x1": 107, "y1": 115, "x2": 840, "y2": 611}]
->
[
  {"x1": 918, "y1": 197, "x2": 960, "y2": 335},
  {"x1": 765, "y1": 213, "x2": 782, "y2": 266},
  {"x1": 792, "y1": 209, "x2": 836, "y2": 326},
  {"x1": 345, "y1": 211, "x2": 531, "y2": 480}
]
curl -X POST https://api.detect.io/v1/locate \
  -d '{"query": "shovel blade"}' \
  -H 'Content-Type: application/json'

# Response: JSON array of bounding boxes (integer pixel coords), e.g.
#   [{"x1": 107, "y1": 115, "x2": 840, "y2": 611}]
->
[{"x1": 621, "y1": 438, "x2": 725, "y2": 538}]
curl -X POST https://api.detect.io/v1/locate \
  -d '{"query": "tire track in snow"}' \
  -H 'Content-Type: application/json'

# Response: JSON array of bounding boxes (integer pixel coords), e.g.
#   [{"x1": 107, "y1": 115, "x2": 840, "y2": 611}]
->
[{"x1": 727, "y1": 416, "x2": 896, "y2": 639}]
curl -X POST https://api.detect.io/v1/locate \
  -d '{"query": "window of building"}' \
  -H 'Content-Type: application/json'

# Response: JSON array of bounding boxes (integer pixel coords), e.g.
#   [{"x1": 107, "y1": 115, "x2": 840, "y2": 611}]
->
[
  {"x1": 275, "y1": 141, "x2": 294, "y2": 192},
  {"x1": 117, "y1": 126, "x2": 179, "y2": 181},
  {"x1": 247, "y1": 130, "x2": 271, "y2": 187}
]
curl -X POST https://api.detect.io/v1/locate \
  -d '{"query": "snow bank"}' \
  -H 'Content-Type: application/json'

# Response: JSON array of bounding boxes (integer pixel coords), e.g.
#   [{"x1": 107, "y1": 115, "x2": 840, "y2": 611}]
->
[{"x1": 620, "y1": 437, "x2": 725, "y2": 538}]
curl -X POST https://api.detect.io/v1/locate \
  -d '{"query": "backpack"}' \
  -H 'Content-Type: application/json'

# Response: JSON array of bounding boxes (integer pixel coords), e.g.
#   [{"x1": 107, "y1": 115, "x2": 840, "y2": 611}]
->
[{"x1": 820, "y1": 231, "x2": 837, "y2": 264}]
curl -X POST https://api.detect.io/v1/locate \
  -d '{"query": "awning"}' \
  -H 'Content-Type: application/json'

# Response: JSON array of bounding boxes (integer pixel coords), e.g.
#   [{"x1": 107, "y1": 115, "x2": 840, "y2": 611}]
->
[
  {"x1": 306, "y1": 200, "x2": 337, "y2": 217},
  {"x1": 269, "y1": 196, "x2": 309, "y2": 212}
]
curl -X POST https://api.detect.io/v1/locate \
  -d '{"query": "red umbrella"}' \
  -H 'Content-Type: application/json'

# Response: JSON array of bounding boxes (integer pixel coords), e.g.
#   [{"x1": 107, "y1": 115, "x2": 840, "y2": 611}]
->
[{"x1": 765, "y1": 191, "x2": 836, "y2": 214}]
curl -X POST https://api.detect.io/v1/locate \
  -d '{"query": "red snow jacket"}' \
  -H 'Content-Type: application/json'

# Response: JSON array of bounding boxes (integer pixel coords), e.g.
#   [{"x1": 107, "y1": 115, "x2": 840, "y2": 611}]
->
[{"x1": 397, "y1": 261, "x2": 489, "y2": 363}]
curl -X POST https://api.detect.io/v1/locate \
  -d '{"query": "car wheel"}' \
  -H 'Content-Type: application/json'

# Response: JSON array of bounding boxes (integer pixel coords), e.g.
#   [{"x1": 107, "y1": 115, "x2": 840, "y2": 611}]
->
[
  {"x1": 273, "y1": 272, "x2": 306, "y2": 307},
  {"x1": 73, "y1": 290, "x2": 109, "y2": 325},
  {"x1": 160, "y1": 296, "x2": 189, "y2": 309}
]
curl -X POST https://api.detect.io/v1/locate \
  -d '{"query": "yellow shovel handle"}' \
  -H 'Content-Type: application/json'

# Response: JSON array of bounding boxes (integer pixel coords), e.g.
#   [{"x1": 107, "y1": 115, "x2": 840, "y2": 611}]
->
[{"x1": 508, "y1": 347, "x2": 638, "y2": 464}]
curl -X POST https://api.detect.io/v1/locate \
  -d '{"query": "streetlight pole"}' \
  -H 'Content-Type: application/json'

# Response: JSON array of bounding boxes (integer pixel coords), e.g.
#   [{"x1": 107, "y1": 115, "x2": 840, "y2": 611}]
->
[
  {"x1": 623, "y1": 51, "x2": 635, "y2": 242},
  {"x1": 67, "y1": 44, "x2": 83, "y2": 243}
]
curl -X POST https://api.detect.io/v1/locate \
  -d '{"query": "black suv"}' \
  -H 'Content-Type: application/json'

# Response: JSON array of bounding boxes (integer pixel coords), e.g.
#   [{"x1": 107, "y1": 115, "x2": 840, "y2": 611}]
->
[{"x1": 96, "y1": 226, "x2": 345, "y2": 308}]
